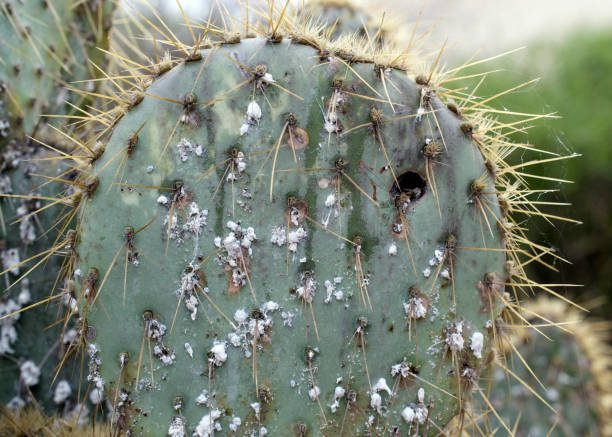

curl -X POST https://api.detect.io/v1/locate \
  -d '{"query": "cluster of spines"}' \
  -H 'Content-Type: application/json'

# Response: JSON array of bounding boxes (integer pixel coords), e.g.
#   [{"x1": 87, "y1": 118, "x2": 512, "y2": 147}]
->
[{"x1": 0, "y1": 1, "x2": 583, "y2": 435}]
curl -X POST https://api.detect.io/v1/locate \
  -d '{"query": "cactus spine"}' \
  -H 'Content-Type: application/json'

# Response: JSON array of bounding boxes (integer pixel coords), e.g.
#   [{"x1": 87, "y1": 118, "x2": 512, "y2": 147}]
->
[
  {"x1": 0, "y1": 0, "x2": 113, "y2": 418},
  {"x1": 0, "y1": 2, "x2": 582, "y2": 436},
  {"x1": 487, "y1": 298, "x2": 612, "y2": 437},
  {"x1": 70, "y1": 25, "x2": 508, "y2": 437}
]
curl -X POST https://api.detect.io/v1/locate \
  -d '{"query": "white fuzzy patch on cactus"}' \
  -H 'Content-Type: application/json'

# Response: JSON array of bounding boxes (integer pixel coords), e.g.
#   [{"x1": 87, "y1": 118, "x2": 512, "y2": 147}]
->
[
  {"x1": 251, "y1": 402, "x2": 261, "y2": 420},
  {"x1": 1, "y1": 248, "x2": 20, "y2": 275},
  {"x1": 196, "y1": 389, "x2": 210, "y2": 406},
  {"x1": 308, "y1": 385, "x2": 320, "y2": 401},
  {"x1": 53, "y1": 380, "x2": 72, "y2": 404},
  {"x1": 154, "y1": 345, "x2": 175, "y2": 366},
  {"x1": 90, "y1": 387, "x2": 105, "y2": 404},
  {"x1": 194, "y1": 409, "x2": 222, "y2": 437},
  {"x1": 261, "y1": 301, "x2": 280, "y2": 313},
  {"x1": 370, "y1": 392, "x2": 382, "y2": 414},
  {"x1": 19, "y1": 360, "x2": 40, "y2": 386},
  {"x1": 0, "y1": 297, "x2": 20, "y2": 354},
  {"x1": 234, "y1": 309, "x2": 248, "y2": 324},
  {"x1": 401, "y1": 405, "x2": 415, "y2": 423},
  {"x1": 185, "y1": 342, "x2": 194, "y2": 358},
  {"x1": 370, "y1": 378, "x2": 393, "y2": 414},
  {"x1": 446, "y1": 321, "x2": 465, "y2": 352},
  {"x1": 330, "y1": 386, "x2": 346, "y2": 413},
  {"x1": 168, "y1": 416, "x2": 186, "y2": 437},
  {"x1": 227, "y1": 152, "x2": 247, "y2": 180},
  {"x1": 323, "y1": 279, "x2": 344, "y2": 303},
  {"x1": 373, "y1": 377, "x2": 392, "y2": 396},
  {"x1": 229, "y1": 416, "x2": 242, "y2": 432},
  {"x1": 176, "y1": 138, "x2": 203, "y2": 162},
  {"x1": 247, "y1": 101, "x2": 262, "y2": 123},
  {"x1": 404, "y1": 295, "x2": 427, "y2": 320},
  {"x1": 470, "y1": 331, "x2": 484, "y2": 359},
  {"x1": 209, "y1": 341, "x2": 227, "y2": 366}
]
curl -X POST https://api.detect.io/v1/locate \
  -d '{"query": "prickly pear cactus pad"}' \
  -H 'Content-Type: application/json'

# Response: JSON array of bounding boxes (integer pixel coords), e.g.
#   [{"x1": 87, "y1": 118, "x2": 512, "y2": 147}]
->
[
  {"x1": 305, "y1": 0, "x2": 381, "y2": 37},
  {"x1": 2, "y1": 2, "x2": 581, "y2": 436},
  {"x1": 0, "y1": 0, "x2": 113, "y2": 147},
  {"x1": 71, "y1": 34, "x2": 509, "y2": 435},
  {"x1": 0, "y1": 144, "x2": 85, "y2": 415},
  {"x1": 486, "y1": 298, "x2": 612, "y2": 437}
]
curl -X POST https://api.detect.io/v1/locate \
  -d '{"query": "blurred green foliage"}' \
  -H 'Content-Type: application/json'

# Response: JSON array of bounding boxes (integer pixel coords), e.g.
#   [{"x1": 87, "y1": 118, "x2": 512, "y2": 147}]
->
[{"x1": 453, "y1": 29, "x2": 612, "y2": 315}]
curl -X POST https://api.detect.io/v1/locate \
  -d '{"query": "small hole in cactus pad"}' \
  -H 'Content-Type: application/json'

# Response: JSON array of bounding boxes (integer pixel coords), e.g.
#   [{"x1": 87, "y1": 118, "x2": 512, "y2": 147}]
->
[{"x1": 389, "y1": 170, "x2": 427, "y2": 203}]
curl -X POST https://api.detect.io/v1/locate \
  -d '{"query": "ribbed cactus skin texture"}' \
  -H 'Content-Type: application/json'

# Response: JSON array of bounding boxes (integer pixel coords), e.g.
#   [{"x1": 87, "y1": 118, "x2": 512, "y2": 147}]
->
[
  {"x1": 0, "y1": 0, "x2": 113, "y2": 147},
  {"x1": 76, "y1": 38, "x2": 506, "y2": 436}
]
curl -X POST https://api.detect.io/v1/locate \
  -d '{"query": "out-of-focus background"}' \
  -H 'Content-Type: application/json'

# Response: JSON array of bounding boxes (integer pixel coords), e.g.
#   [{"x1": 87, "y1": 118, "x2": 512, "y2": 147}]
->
[{"x1": 121, "y1": 0, "x2": 612, "y2": 317}]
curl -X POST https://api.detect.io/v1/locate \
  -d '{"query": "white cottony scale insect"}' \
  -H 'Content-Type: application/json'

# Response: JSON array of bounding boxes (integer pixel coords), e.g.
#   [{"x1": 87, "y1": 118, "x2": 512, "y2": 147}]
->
[{"x1": 470, "y1": 331, "x2": 484, "y2": 359}]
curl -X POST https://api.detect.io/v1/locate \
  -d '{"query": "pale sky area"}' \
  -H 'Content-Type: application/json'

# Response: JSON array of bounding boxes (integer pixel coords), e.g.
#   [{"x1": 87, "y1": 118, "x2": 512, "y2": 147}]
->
[{"x1": 128, "y1": 0, "x2": 612, "y2": 56}]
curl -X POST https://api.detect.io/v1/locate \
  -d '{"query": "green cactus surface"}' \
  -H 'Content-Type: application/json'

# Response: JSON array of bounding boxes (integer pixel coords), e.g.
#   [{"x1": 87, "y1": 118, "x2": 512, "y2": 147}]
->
[
  {"x1": 0, "y1": 143, "x2": 83, "y2": 415},
  {"x1": 0, "y1": 0, "x2": 113, "y2": 148},
  {"x1": 71, "y1": 36, "x2": 509, "y2": 436},
  {"x1": 306, "y1": 0, "x2": 380, "y2": 37},
  {"x1": 0, "y1": 0, "x2": 113, "y2": 420},
  {"x1": 485, "y1": 298, "x2": 612, "y2": 437}
]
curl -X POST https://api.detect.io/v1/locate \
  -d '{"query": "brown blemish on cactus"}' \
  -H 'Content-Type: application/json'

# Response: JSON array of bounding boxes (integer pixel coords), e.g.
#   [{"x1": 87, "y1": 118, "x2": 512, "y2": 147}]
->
[
  {"x1": 484, "y1": 158, "x2": 499, "y2": 178},
  {"x1": 91, "y1": 141, "x2": 106, "y2": 162},
  {"x1": 415, "y1": 74, "x2": 429, "y2": 86},
  {"x1": 171, "y1": 180, "x2": 192, "y2": 209},
  {"x1": 498, "y1": 195, "x2": 510, "y2": 217},
  {"x1": 181, "y1": 92, "x2": 199, "y2": 127},
  {"x1": 446, "y1": 101, "x2": 461, "y2": 117},
  {"x1": 292, "y1": 423, "x2": 308, "y2": 436},
  {"x1": 285, "y1": 197, "x2": 308, "y2": 227},
  {"x1": 460, "y1": 122, "x2": 473, "y2": 137},
  {"x1": 285, "y1": 113, "x2": 309, "y2": 151},
  {"x1": 128, "y1": 92, "x2": 144, "y2": 110},
  {"x1": 83, "y1": 320, "x2": 96, "y2": 342},
  {"x1": 477, "y1": 272, "x2": 502, "y2": 312},
  {"x1": 84, "y1": 176, "x2": 99, "y2": 197},
  {"x1": 390, "y1": 216, "x2": 406, "y2": 240},
  {"x1": 83, "y1": 268, "x2": 99, "y2": 302},
  {"x1": 123, "y1": 226, "x2": 135, "y2": 249},
  {"x1": 126, "y1": 122, "x2": 147, "y2": 156}
]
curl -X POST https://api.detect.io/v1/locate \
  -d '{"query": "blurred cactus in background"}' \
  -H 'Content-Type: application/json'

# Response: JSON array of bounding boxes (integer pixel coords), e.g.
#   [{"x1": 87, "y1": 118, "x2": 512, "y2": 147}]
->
[{"x1": 1, "y1": 0, "x2": 611, "y2": 436}]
